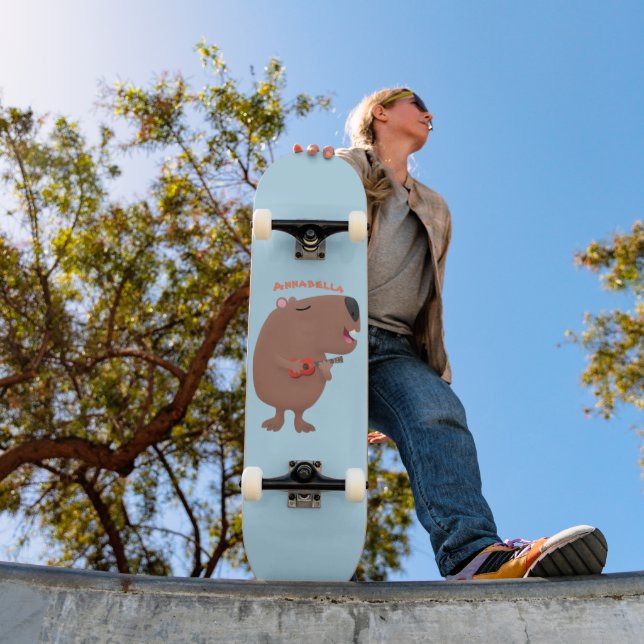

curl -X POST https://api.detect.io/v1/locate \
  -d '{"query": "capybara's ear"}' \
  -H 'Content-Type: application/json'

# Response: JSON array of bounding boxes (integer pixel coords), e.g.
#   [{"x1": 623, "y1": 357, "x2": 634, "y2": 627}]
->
[{"x1": 276, "y1": 298, "x2": 288, "y2": 309}]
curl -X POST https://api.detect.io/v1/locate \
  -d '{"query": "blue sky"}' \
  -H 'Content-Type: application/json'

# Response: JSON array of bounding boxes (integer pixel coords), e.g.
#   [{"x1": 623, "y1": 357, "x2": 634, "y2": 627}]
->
[{"x1": 1, "y1": 0, "x2": 642, "y2": 580}]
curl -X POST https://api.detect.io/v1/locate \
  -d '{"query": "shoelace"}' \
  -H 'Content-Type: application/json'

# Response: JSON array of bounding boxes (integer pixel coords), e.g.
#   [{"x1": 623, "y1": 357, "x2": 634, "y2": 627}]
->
[
  {"x1": 498, "y1": 538, "x2": 534, "y2": 559},
  {"x1": 448, "y1": 537, "x2": 540, "y2": 579}
]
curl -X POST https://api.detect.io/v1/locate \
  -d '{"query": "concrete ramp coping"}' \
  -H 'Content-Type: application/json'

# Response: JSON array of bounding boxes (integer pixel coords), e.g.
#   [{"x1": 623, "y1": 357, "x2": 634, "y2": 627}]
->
[{"x1": 1, "y1": 561, "x2": 643, "y2": 643}]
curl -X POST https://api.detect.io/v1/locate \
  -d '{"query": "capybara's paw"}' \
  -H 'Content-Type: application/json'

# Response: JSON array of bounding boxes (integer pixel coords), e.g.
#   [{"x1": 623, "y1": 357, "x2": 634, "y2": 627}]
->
[
  {"x1": 295, "y1": 418, "x2": 316, "y2": 433},
  {"x1": 262, "y1": 415, "x2": 284, "y2": 431},
  {"x1": 318, "y1": 361, "x2": 332, "y2": 381}
]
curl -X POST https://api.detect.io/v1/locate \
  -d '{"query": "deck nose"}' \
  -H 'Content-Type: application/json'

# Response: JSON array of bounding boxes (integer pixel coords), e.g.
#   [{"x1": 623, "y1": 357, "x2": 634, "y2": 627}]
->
[{"x1": 345, "y1": 297, "x2": 360, "y2": 322}]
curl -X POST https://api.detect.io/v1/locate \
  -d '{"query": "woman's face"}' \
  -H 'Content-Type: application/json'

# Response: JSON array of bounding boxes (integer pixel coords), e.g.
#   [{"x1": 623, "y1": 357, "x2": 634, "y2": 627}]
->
[{"x1": 376, "y1": 95, "x2": 433, "y2": 151}]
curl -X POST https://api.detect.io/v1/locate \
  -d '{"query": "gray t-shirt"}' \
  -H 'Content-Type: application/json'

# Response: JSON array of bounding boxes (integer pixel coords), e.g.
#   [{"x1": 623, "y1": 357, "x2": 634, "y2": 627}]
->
[{"x1": 368, "y1": 181, "x2": 433, "y2": 335}]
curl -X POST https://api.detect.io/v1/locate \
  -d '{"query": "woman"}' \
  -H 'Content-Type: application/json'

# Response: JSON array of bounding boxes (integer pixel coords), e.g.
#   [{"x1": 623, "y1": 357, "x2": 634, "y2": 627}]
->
[{"x1": 294, "y1": 87, "x2": 607, "y2": 580}]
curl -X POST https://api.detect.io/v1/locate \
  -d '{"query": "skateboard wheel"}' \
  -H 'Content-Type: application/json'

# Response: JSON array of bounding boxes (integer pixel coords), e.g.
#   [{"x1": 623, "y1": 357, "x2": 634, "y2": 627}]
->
[
  {"x1": 345, "y1": 468, "x2": 366, "y2": 502},
  {"x1": 348, "y1": 210, "x2": 367, "y2": 242},
  {"x1": 253, "y1": 209, "x2": 272, "y2": 240},
  {"x1": 242, "y1": 466, "x2": 263, "y2": 501}
]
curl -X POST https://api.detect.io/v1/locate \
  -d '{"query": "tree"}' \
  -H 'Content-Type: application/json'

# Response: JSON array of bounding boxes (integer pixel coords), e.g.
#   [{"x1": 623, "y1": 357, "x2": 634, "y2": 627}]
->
[
  {"x1": 569, "y1": 220, "x2": 643, "y2": 471},
  {"x1": 0, "y1": 42, "x2": 414, "y2": 579}
]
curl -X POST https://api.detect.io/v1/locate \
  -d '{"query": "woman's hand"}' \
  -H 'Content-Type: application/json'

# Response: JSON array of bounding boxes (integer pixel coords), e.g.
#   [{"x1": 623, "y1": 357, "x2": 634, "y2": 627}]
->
[
  {"x1": 367, "y1": 431, "x2": 390, "y2": 445},
  {"x1": 293, "y1": 143, "x2": 335, "y2": 159}
]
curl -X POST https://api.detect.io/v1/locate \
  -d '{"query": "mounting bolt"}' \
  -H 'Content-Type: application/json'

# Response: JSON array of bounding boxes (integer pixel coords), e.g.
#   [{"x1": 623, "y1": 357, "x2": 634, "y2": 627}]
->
[{"x1": 294, "y1": 462, "x2": 314, "y2": 482}]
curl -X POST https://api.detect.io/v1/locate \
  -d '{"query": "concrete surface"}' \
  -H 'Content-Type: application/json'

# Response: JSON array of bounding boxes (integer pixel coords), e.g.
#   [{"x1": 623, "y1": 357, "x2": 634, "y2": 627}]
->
[{"x1": 0, "y1": 561, "x2": 642, "y2": 643}]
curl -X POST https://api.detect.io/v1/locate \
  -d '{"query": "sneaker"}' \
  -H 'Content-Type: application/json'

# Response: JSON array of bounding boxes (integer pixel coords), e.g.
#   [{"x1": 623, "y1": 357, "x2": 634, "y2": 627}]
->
[{"x1": 446, "y1": 525, "x2": 608, "y2": 581}]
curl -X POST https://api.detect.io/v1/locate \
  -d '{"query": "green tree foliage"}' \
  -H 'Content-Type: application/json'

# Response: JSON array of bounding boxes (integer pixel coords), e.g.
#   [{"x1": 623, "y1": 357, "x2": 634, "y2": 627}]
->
[
  {"x1": 0, "y1": 42, "x2": 415, "y2": 578},
  {"x1": 569, "y1": 220, "x2": 643, "y2": 470},
  {"x1": 356, "y1": 448, "x2": 414, "y2": 581}
]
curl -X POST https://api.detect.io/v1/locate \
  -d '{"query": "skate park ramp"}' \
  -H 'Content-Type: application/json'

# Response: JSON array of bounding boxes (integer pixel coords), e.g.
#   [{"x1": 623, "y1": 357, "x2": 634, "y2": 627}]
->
[{"x1": 1, "y1": 561, "x2": 642, "y2": 643}]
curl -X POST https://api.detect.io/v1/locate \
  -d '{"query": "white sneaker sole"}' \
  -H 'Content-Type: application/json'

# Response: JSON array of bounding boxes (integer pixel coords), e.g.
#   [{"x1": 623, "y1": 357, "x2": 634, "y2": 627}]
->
[{"x1": 527, "y1": 525, "x2": 608, "y2": 577}]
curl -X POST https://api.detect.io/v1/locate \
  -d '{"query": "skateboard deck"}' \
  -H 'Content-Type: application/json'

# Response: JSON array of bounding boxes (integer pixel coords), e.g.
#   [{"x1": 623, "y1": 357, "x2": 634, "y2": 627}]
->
[{"x1": 242, "y1": 153, "x2": 368, "y2": 581}]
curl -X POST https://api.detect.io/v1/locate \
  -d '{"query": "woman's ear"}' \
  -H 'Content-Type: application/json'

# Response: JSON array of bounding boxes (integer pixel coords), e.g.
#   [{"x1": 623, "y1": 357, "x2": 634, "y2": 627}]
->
[{"x1": 371, "y1": 104, "x2": 388, "y2": 123}]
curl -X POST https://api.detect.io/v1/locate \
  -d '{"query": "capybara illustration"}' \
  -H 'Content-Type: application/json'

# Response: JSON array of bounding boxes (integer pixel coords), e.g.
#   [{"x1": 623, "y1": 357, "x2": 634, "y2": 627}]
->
[{"x1": 253, "y1": 294, "x2": 360, "y2": 432}]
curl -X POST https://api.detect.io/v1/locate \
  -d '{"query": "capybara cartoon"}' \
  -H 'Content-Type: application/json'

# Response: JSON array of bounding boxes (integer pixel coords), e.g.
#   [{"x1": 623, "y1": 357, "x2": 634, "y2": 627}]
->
[{"x1": 253, "y1": 294, "x2": 360, "y2": 432}]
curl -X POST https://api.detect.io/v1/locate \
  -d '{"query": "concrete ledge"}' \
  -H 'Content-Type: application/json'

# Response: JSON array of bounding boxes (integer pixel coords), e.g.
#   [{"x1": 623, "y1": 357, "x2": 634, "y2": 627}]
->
[{"x1": 1, "y1": 561, "x2": 643, "y2": 643}]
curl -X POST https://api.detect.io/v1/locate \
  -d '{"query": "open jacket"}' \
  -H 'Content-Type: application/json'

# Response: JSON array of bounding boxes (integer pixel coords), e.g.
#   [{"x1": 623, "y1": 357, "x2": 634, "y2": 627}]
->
[{"x1": 335, "y1": 147, "x2": 453, "y2": 383}]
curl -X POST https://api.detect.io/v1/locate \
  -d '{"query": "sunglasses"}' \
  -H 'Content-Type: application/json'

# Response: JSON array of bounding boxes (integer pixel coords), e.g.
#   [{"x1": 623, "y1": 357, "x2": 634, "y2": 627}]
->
[{"x1": 381, "y1": 91, "x2": 433, "y2": 131}]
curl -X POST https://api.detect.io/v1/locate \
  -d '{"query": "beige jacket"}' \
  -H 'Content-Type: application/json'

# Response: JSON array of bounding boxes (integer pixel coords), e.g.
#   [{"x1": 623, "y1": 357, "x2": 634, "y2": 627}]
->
[{"x1": 336, "y1": 147, "x2": 453, "y2": 383}]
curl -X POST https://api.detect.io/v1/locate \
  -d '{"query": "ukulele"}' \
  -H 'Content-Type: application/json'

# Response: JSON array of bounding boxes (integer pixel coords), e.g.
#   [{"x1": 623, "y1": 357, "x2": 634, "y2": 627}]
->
[{"x1": 287, "y1": 356, "x2": 344, "y2": 378}]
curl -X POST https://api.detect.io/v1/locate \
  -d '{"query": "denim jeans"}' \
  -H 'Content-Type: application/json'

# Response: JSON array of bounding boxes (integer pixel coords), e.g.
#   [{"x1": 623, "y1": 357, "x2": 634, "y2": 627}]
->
[{"x1": 368, "y1": 325, "x2": 500, "y2": 576}]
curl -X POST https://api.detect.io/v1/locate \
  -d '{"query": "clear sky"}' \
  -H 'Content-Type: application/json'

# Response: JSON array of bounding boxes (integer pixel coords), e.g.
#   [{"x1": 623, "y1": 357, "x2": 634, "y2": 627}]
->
[{"x1": 1, "y1": 0, "x2": 642, "y2": 580}]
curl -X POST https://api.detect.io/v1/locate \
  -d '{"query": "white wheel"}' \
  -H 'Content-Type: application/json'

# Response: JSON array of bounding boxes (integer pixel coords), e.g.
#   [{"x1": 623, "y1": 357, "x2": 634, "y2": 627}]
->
[
  {"x1": 242, "y1": 466, "x2": 263, "y2": 502},
  {"x1": 345, "y1": 468, "x2": 366, "y2": 502},
  {"x1": 348, "y1": 210, "x2": 367, "y2": 242},
  {"x1": 253, "y1": 208, "x2": 272, "y2": 240}
]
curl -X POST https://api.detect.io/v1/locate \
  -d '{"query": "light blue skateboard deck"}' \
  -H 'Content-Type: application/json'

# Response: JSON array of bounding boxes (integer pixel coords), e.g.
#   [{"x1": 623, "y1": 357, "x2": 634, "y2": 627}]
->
[{"x1": 242, "y1": 153, "x2": 368, "y2": 581}]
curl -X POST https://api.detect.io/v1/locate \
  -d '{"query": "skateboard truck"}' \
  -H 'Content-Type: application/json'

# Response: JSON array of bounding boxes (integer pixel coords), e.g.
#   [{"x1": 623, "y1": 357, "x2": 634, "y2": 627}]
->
[
  {"x1": 252, "y1": 209, "x2": 368, "y2": 260},
  {"x1": 267, "y1": 460, "x2": 340, "y2": 508},
  {"x1": 272, "y1": 220, "x2": 348, "y2": 260},
  {"x1": 242, "y1": 460, "x2": 368, "y2": 508}
]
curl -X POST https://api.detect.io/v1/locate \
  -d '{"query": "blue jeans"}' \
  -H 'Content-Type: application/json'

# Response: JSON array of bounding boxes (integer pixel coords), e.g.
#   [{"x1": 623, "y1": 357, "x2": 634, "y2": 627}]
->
[{"x1": 368, "y1": 326, "x2": 500, "y2": 577}]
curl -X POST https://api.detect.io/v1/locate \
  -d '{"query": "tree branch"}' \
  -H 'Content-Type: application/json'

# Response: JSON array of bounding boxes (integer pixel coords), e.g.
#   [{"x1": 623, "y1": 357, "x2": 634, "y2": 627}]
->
[
  {"x1": 135, "y1": 362, "x2": 155, "y2": 432},
  {"x1": 33, "y1": 461, "x2": 130, "y2": 573},
  {"x1": 170, "y1": 125, "x2": 250, "y2": 256},
  {"x1": 45, "y1": 149, "x2": 87, "y2": 278},
  {"x1": 203, "y1": 443, "x2": 232, "y2": 578},
  {"x1": 90, "y1": 347, "x2": 186, "y2": 381},
  {"x1": 0, "y1": 330, "x2": 50, "y2": 388},
  {"x1": 105, "y1": 249, "x2": 147, "y2": 348},
  {"x1": 75, "y1": 468, "x2": 130, "y2": 573},
  {"x1": 153, "y1": 445, "x2": 202, "y2": 576},
  {"x1": 0, "y1": 275, "x2": 249, "y2": 481},
  {"x1": 0, "y1": 437, "x2": 115, "y2": 480}
]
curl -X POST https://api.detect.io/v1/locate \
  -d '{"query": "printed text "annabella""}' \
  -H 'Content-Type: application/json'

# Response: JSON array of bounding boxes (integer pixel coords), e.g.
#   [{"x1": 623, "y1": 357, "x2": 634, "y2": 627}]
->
[{"x1": 273, "y1": 280, "x2": 344, "y2": 293}]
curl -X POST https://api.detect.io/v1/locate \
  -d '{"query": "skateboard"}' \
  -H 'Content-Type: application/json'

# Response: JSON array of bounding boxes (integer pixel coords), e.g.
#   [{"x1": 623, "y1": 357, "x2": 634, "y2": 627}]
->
[{"x1": 241, "y1": 153, "x2": 369, "y2": 581}]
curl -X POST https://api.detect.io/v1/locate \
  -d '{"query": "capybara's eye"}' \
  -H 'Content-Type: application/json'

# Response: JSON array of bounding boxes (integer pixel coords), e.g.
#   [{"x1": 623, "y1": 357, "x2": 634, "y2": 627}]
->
[{"x1": 295, "y1": 306, "x2": 311, "y2": 312}]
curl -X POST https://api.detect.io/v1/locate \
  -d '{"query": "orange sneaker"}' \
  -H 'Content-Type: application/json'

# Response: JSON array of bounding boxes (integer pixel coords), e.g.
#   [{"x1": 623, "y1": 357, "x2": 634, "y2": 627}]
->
[{"x1": 447, "y1": 525, "x2": 607, "y2": 581}]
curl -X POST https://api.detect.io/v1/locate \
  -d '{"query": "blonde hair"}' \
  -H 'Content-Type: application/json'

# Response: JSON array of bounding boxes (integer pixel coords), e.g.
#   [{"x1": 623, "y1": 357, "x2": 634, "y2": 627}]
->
[{"x1": 344, "y1": 87, "x2": 411, "y2": 212}]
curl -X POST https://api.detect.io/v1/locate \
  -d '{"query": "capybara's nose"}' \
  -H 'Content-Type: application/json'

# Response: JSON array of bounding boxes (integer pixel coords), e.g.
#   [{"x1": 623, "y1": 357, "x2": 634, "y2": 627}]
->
[{"x1": 345, "y1": 297, "x2": 360, "y2": 322}]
